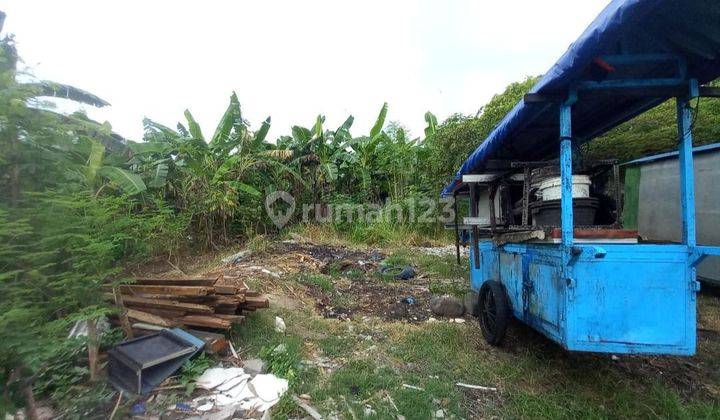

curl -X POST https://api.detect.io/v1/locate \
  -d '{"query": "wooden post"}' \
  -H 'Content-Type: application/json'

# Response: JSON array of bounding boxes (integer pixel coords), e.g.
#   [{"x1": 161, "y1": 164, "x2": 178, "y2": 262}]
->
[
  {"x1": 87, "y1": 319, "x2": 99, "y2": 382},
  {"x1": 113, "y1": 287, "x2": 134, "y2": 339},
  {"x1": 23, "y1": 384, "x2": 38, "y2": 420}
]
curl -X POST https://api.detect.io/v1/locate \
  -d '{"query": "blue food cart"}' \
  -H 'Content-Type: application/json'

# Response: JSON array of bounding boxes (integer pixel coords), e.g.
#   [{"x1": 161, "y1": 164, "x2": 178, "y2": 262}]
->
[{"x1": 443, "y1": 0, "x2": 720, "y2": 355}]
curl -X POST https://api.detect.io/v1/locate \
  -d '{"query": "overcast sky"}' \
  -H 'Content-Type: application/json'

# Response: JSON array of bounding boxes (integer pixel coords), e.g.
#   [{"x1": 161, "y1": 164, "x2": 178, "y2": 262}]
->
[{"x1": 3, "y1": 0, "x2": 610, "y2": 142}]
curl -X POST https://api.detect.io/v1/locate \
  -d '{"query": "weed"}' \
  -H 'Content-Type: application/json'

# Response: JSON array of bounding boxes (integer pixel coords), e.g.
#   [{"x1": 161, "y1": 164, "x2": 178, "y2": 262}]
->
[
  {"x1": 259, "y1": 338, "x2": 302, "y2": 382},
  {"x1": 179, "y1": 353, "x2": 214, "y2": 395},
  {"x1": 246, "y1": 234, "x2": 272, "y2": 254}
]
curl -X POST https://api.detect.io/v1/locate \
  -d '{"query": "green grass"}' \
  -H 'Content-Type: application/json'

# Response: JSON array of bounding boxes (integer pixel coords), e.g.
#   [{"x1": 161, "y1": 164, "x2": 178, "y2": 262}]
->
[
  {"x1": 295, "y1": 272, "x2": 334, "y2": 292},
  {"x1": 317, "y1": 335, "x2": 358, "y2": 357},
  {"x1": 231, "y1": 308, "x2": 720, "y2": 419}
]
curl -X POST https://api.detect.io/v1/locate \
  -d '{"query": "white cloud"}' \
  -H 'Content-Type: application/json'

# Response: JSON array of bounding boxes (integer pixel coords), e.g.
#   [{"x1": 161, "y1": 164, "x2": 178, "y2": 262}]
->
[{"x1": 3, "y1": 0, "x2": 610, "y2": 141}]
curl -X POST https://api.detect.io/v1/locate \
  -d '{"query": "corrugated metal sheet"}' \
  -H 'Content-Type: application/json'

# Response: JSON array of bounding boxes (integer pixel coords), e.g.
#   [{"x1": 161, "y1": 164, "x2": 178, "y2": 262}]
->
[{"x1": 443, "y1": 0, "x2": 720, "y2": 196}]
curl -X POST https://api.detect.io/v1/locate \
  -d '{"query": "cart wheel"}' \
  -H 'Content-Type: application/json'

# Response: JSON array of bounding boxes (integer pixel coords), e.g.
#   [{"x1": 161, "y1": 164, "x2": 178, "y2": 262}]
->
[{"x1": 478, "y1": 281, "x2": 510, "y2": 346}]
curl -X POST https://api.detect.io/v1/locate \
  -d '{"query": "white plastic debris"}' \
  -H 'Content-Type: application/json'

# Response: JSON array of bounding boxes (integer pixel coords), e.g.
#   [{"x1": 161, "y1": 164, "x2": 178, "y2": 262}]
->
[
  {"x1": 248, "y1": 374, "x2": 289, "y2": 403},
  {"x1": 217, "y1": 374, "x2": 251, "y2": 392},
  {"x1": 67, "y1": 318, "x2": 109, "y2": 338},
  {"x1": 197, "y1": 402, "x2": 215, "y2": 412},
  {"x1": 196, "y1": 367, "x2": 246, "y2": 390},
  {"x1": 194, "y1": 367, "x2": 289, "y2": 413},
  {"x1": 274, "y1": 316, "x2": 286, "y2": 333}
]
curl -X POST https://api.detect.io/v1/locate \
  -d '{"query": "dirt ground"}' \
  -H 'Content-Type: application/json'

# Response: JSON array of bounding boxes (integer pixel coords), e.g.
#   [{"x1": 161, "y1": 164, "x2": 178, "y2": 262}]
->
[
  {"x1": 203, "y1": 240, "x2": 463, "y2": 323},
  {"x1": 123, "y1": 238, "x2": 720, "y2": 417}
]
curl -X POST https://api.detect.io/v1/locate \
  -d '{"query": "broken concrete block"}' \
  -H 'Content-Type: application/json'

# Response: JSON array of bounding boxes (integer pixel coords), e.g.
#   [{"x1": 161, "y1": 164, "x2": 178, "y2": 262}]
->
[{"x1": 430, "y1": 295, "x2": 465, "y2": 317}]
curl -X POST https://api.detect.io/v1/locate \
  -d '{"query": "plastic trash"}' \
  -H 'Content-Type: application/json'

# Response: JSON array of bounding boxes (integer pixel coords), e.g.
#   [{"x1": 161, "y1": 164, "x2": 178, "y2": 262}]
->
[
  {"x1": 130, "y1": 402, "x2": 146, "y2": 415},
  {"x1": 275, "y1": 316, "x2": 286, "y2": 333},
  {"x1": 401, "y1": 296, "x2": 415, "y2": 305},
  {"x1": 194, "y1": 366, "x2": 289, "y2": 413}
]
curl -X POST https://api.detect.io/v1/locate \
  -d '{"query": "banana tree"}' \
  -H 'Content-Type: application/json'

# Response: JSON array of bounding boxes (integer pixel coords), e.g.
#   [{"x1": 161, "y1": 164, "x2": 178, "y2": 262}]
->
[
  {"x1": 0, "y1": 20, "x2": 114, "y2": 204},
  {"x1": 130, "y1": 92, "x2": 300, "y2": 246}
]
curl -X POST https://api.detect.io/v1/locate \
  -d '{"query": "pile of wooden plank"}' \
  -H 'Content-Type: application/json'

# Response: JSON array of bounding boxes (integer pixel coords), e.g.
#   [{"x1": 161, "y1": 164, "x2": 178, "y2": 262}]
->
[{"x1": 106, "y1": 276, "x2": 269, "y2": 331}]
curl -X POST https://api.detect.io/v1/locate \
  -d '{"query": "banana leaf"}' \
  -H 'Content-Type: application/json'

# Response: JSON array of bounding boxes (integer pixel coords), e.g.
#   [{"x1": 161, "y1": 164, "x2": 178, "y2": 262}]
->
[
  {"x1": 254, "y1": 117, "x2": 271, "y2": 144},
  {"x1": 424, "y1": 111, "x2": 438, "y2": 138},
  {"x1": 334, "y1": 115, "x2": 354, "y2": 144},
  {"x1": 370, "y1": 102, "x2": 388, "y2": 140},
  {"x1": 27, "y1": 81, "x2": 110, "y2": 107},
  {"x1": 184, "y1": 109, "x2": 205, "y2": 142},
  {"x1": 211, "y1": 92, "x2": 241, "y2": 149},
  {"x1": 228, "y1": 181, "x2": 261, "y2": 197},
  {"x1": 312, "y1": 115, "x2": 325, "y2": 140},
  {"x1": 98, "y1": 166, "x2": 147, "y2": 195},
  {"x1": 291, "y1": 126, "x2": 312, "y2": 145},
  {"x1": 148, "y1": 163, "x2": 169, "y2": 188},
  {"x1": 129, "y1": 141, "x2": 175, "y2": 155},
  {"x1": 85, "y1": 138, "x2": 105, "y2": 183}
]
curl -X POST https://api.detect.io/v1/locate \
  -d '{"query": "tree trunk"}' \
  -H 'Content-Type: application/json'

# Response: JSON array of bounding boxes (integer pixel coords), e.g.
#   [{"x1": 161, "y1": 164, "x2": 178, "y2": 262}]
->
[{"x1": 23, "y1": 384, "x2": 38, "y2": 420}]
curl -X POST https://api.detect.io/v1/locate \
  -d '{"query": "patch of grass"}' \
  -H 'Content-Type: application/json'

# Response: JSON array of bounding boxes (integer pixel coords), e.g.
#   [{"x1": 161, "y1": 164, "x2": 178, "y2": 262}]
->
[
  {"x1": 391, "y1": 322, "x2": 511, "y2": 381},
  {"x1": 295, "y1": 272, "x2": 334, "y2": 292},
  {"x1": 246, "y1": 234, "x2": 272, "y2": 254},
  {"x1": 231, "y1": 310, "x2": 287, "y2": 355},
  {"x1": 416, "y1": 253, "x2": 467, "y2": 279},
  {"x1": 318, "y1": 335, "x2": 358, "y2": 357},
  {"x1": 317, "y1": 359, "x2": 400, "y2": 400},
  {"x1": 382, "y1": 250, "x2": 412, "y2": 266},
  {"x1": 260, "y1": 337, "x2": 303, "y2": 382},
  {"x1": 428, "y1": 280, "x2": 469, "y2": 298}
]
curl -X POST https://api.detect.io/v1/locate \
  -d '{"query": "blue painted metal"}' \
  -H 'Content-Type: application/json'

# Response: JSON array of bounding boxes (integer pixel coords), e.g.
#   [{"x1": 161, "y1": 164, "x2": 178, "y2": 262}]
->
[
  {"x1": 696, "y1": 246, "x2": 720, "y2": 257},
  {"x1": 463, "y1": 76, "x2": 706, "y2": 355},
  {"x1": 677, "y1": 95, "x2": 697, "y2": 247},
  {"x1": 470, "y1": 242, "x2": 697, "y2": 355},
  {"x1": 559, "y1": 102, "x2": 574, "y2": 250}
]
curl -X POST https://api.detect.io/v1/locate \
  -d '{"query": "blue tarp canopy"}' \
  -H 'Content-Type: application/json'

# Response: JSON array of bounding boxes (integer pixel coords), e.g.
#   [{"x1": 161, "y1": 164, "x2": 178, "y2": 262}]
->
[{"x1": 442, "y1": 0, "x2": 720, "y2": 196}]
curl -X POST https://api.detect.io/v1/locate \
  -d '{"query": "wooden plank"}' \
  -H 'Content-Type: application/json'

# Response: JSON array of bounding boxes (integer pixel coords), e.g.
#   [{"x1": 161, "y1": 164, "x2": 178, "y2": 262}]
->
[
  {"x1": 212, "y1": 314, "x2": 245, "y2": 324},
  {"x1": 179, "y1": 315, "x2": 231, "y2": 330},
  {"x1": 126, "y1": 309, "x2": 173, "y2": 327},
  {"x1": 207, "y1": 296, "x2": 244, "y2": 305},
  {"x1": 213, "y1": 285, "x2": 238, "y2": 295},
  {"x1": 185, "y1": 329, "x2": 229, "y2": 354},
  {"x1": 242, "y1": 295, "x2": 269, "y2": 309},
  {"x1": 120, "y1": 295, "x2": 214, "y2": 314},
  {"x1": 118, "y1": 285, "x2": 211, "y2": 296},
  {"x1": 132, "y1": 277, "x2": 219, "y2": 286},
  {"x1": 137, "y1": 307, "x2": 187, "y2": 319}
]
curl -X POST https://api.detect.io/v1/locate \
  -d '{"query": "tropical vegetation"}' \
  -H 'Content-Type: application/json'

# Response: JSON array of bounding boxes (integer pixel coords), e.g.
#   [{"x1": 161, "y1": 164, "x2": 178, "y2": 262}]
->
[{"x1": 2, "y1": 8, "x2": 720, "y2": 417}]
